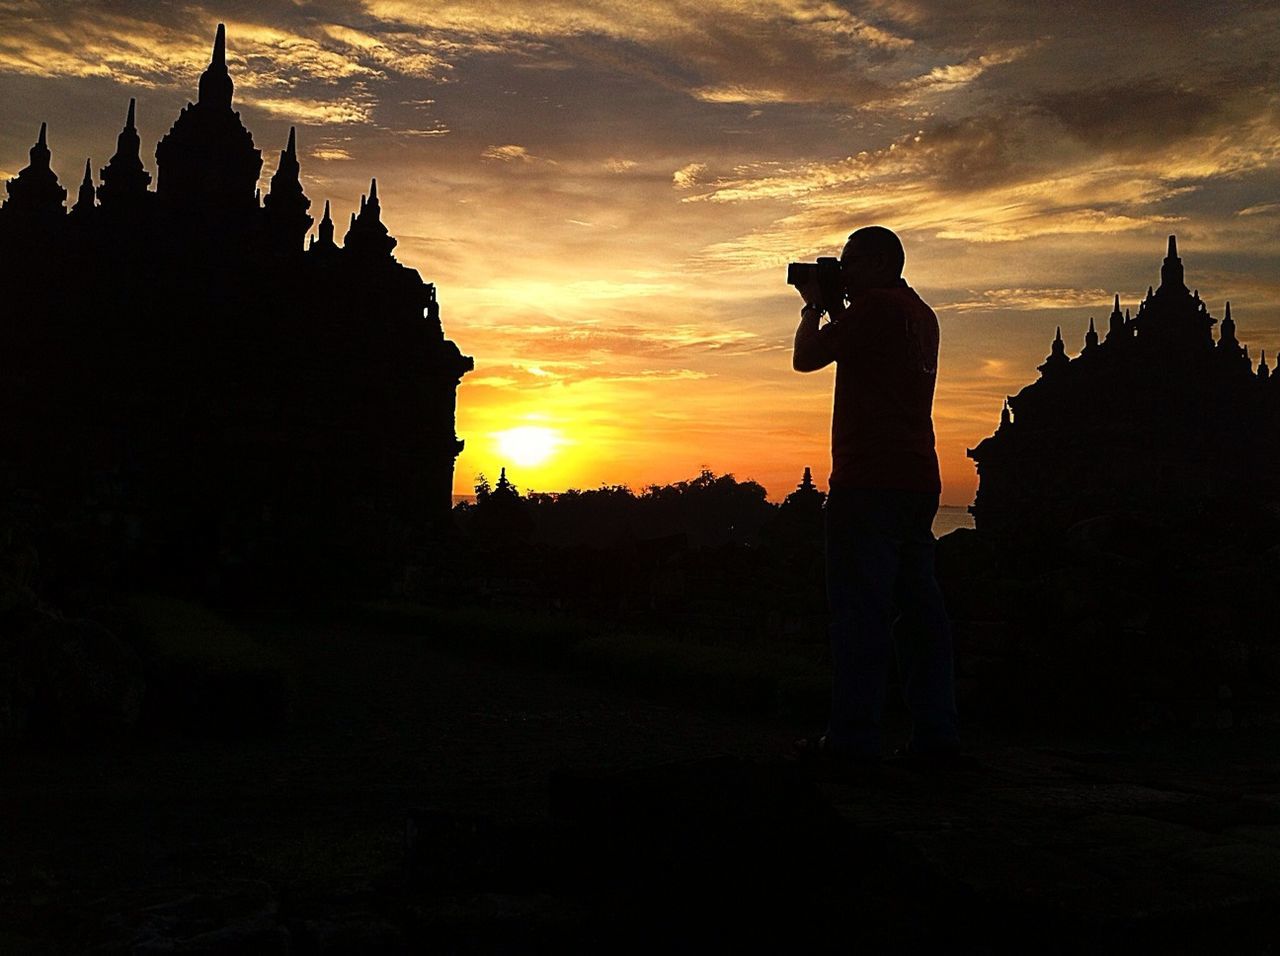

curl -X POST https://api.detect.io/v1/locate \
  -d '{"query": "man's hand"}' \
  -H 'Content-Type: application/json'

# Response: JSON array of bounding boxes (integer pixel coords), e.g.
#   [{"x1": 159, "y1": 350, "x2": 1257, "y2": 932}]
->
[
  {"x1": 793, "y1": 300, "x2": 835, "y2": 372},
  {"x1": 797, "y1": 277, "x2": 824, "y2": 311}
]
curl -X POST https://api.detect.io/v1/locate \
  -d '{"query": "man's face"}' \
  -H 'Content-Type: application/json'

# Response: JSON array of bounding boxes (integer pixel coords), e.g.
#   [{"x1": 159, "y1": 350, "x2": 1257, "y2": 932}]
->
[{"x1": 840, "y1": 240, "x2": 881, "y2": 293}]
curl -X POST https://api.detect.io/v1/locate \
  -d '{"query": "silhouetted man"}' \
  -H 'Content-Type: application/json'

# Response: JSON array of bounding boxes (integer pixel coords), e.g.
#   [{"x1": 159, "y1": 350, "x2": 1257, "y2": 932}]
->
[{"x1": 792, "y1": 226, "x2": 959, "y2": 762}]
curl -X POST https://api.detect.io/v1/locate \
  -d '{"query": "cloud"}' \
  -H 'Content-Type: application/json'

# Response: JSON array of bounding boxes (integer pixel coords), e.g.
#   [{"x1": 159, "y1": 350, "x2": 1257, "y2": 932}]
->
[
  {"x1": 938, "y1": 288, "x2": 1115, "y2": 313},
  {"x1": 673, "y1": 162, "x2": 707, "y2": 189},
  {"x1": 0, "y1": 6, "x2": 447, "y2": 99},
  {"x1": 0, "y1": 11, "x2": 207, "y2": 86},
  {"x1": 482, "y1": 144, "x2": 535, "y2": 162},
  {"x1": 480, "y1": 143, "x2": 558, "y2": 163},
  {"x1": 364, "y1": 0, "x2": 909, "y2": 106},
  {"x1": 686, "y1": 83, "x2": 1279, "y2": 267},
  {"x1": 394, "y1": 125, "x2": 451, "y2": 137},
  {"x1": 891, "y1": 45, "x2": 1032, "y2": 107},
  {"x1": 691, "y1": 86, "x2": 794, "y2": 105},
  {"x1": 466, "y1": 361, "x2": 711, "y2": 390},
  {"x1": 242, "y1": 94, "x2": 374, "y2": 125},
  {"x1": 1035, "y1": 78, "x2": 1279, "y2": 160},
  {"x1": 318, "y1": 24, "x2": 450, "y2": 79},
  {"x1": 310, "y1": 142, "x2": 353, "y2": 161}
]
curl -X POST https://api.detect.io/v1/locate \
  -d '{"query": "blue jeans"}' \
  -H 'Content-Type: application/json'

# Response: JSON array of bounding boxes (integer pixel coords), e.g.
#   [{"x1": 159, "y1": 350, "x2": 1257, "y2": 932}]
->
[{"x1": 824, "y1": 486, "x2": 959, "y2": 757}]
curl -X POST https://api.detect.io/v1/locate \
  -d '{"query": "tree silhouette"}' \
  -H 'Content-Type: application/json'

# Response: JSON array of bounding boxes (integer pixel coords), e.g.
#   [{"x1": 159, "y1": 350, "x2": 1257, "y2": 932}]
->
[{"x1": 466, "y1": 468, "x2": 533, "y2": 544}]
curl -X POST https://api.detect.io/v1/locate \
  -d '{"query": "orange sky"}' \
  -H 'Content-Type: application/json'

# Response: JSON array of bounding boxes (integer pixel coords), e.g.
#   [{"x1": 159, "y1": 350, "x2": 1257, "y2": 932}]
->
[{"x1": 3, "y1": 2, "x2": 1278, "y2": 504}]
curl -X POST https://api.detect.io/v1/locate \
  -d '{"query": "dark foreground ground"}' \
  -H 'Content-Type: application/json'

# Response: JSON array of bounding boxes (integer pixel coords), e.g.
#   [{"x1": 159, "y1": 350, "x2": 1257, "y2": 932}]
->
[{"x1": 4, "y1": 610, "x2": 1280, "y2": 953}]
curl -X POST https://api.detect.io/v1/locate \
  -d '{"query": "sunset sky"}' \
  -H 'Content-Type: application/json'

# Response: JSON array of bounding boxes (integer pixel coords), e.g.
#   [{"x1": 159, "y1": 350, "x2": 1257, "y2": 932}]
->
[{"x1": 2, "y1": 1, "x2": 1278, "y2": 504}]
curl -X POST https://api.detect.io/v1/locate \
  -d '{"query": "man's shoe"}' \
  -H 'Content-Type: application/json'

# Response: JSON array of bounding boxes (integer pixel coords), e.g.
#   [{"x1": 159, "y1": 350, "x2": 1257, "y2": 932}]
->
[
  {"x1": 892, "y1": 744, "x2": 983, "y2": 773},
  {"x1": 792, "y1": 735, "x2": 886, "y2": 782}
]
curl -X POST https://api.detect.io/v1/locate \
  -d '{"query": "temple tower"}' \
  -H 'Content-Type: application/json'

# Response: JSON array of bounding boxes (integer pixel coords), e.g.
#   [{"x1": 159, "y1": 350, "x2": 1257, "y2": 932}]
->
[
  {"x1": 1106, "y1": 294, "x2": 1125, "y2": 342},
  {"x1": 1129, "y1": 234, "x2": 1215, "y2": 348},
  {"x1": 97, "y1": 99, "x2": 153, "y2": 214},
  {"x1": 308, "y1": 199, "x2": 339, "y2": 257},
  {"x1": 1158, "y1": 234, "x2": 1187, "y2": 297},
  {"x1": 1, "y1": 123, "x2": 67, "y2": 227},
  {"x1": 263, "y1": 127, "x2": 312, "y2": 252},
  {"x1": 1217, "y1": 300, "x2": 1248, "y2": 368},
  {"x1": 969, "y1": 237, "x2": 1272, "y2": 539},
  {"x1": 69, "y1": 159, "x2": 96, "y2": 221},
  {"x1": 1038, "y1": 326, "x2": 1069, "y2": 375},
  {"x1": 1084, "y1": 316, "x2": 1099, "y2": 351},
  {"x1": 154, "y1": 24, "x2": 262, "y2": 225},
  {"x1": 343, "y1": 178, "x2": 397, "y2": 260}
]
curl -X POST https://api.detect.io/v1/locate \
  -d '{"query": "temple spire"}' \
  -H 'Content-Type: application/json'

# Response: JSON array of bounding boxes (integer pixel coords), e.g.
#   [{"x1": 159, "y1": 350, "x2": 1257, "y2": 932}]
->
[
  {"x1": 28, "y1": 122, "x2": 51, "y2": 170},
  {"x1": 365, "y1": 178, "x2": 383, "y2": 221},
  {"x1": 1085, "y1": 316, "x2": 1098, "y2": 350},
  {"x1": 1216, "y1": 300, "x2": 1241, "y2": 360},
  {"x1": 263, "y1": 126, "x2": 312, "y2": 252},
  {"x1": 344, "y1": 178, "x2": 397, "y2": 259},
  {"x1": 70, "y1": 158, "x2": 96, "y2": 219},
  {"x1": 320, "y1": 199, "x2": 333, "y2": 242},
  {"x1": 1039, "y1": 325, "x2": 1068, "y2": 374},
  {"x1": 1158, "y1": 233, "x2": 1186, "y2": 296},
  {"x1": 98, "y1": 97, "x2": 151, "y2": 211},
  {"x1": 1, "y1": 120, "x2": 66, "y2": 223},
  {"x1": 309, "y1": 198, "x2": 338, "y2": 257},
  {"x1": 198, "y1": 22, "x2": 234, "y2": 109},
  {"x1": 1107, "y1": 294, "x2": 1125, "y2": 342}
]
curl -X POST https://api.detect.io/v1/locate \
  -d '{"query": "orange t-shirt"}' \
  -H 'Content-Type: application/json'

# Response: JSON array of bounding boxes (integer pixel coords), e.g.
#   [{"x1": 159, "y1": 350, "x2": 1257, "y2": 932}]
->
[{"x1": 823, "y1": 280, "x2": 941, "y2": 494}]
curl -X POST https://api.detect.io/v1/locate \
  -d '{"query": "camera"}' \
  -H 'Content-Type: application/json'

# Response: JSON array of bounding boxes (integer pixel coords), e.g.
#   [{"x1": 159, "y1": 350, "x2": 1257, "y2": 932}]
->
[{"x1": 787, "y1": 256, "x2": 844, "y2": 312}]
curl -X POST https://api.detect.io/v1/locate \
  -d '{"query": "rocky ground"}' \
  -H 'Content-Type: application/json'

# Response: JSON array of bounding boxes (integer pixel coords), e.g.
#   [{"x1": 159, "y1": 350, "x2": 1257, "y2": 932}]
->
[{"x1": 3, "y1": 610, "x2": 1279, "y2": 952}]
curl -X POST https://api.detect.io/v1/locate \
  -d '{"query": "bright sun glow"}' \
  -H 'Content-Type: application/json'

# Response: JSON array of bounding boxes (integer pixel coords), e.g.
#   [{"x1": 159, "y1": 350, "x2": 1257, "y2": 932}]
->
[{"x1": 493, "y1": 425, "x2": 563, "y2": 467}]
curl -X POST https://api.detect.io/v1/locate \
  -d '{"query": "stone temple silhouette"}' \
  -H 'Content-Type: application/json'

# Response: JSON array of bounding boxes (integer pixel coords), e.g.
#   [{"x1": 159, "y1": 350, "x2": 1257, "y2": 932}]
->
[
  {"x1": 0, "y1": 24, "x2": 472, "y2": 591},
  {"x1": 968, "y1": 236, "x2": 1280, "y2": 539}
]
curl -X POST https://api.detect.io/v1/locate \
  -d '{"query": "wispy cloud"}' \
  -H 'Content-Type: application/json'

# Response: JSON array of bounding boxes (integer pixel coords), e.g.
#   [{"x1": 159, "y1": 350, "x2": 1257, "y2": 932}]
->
[
  {"x1": 672, "y1": 162, "x2": 707, "y2": 189},
  {"x1": 1239, "y1": 202, "x2": 1280, "y2": 218},
  {"x1": 243, "y1": 94, "x2": 374, "y2": 125},
  {"x1": 938, "y1": 288, "x2": 1115, "y2": 313},
  {"x1": 482, "y1": 144, "x2": 542, "y2": 163},
  {"x1": 310, "y1": 142, "x2": 353, "y2": 161}
]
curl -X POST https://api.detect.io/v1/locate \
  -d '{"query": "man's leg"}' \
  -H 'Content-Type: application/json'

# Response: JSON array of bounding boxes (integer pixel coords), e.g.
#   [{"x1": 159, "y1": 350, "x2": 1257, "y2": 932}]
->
[
  {"x1": 825, "y1": 487, "x2": 901, "y2": 758},
  {"x1": 892, "y1": 494, "x2": 959, "y2": 752}
]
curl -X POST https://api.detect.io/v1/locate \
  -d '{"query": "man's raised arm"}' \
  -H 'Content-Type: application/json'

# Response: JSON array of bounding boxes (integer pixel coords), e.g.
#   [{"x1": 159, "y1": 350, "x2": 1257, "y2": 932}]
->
[{"x1": 793, "y1": 302, "x2": 836, "y2": 372}]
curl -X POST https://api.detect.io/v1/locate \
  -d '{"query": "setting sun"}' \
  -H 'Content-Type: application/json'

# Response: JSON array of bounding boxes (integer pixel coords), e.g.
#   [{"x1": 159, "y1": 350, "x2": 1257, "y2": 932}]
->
[{"x1": 493, "y1": 425, "x2": 564, "y2": 468}]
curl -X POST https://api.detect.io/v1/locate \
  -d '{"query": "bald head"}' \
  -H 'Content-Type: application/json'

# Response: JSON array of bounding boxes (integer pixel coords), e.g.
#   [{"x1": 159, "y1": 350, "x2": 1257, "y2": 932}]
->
[{"x1": 841, "y1": 226, "x2": 905, "y2": 290}]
